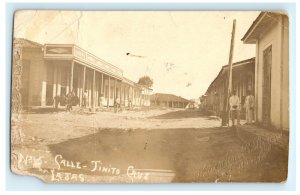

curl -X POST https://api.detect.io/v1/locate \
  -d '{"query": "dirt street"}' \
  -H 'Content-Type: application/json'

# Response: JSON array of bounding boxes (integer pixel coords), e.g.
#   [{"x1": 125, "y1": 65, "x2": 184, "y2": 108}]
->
[{"x1": 11, "y1": 108, "x2": 288, "y2": 183}]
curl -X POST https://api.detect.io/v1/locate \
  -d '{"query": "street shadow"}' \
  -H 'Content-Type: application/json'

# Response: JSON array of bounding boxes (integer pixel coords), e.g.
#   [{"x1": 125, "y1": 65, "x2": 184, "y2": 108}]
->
[
  {"x1": 47, "y1": 127, "x2": 256, "y2": 182},
  {"x1": 21, "y1": 107, "x2": 96, "y2": 115},
  {"x1": 47, "y1": 126, "x2": 288, "y2": 183},
  {"x1": 22, "y1": 107, "x2": 66, "y2": 114},
  {"x1": 149, "y1": 110, "x2": 206, "y2": 119}
]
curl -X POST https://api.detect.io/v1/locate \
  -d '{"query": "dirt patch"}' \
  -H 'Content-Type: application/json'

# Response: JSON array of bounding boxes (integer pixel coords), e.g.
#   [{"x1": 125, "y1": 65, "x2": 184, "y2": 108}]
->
[{"x1": 11, "y1": 109, "x2": 288, "y2": 183}]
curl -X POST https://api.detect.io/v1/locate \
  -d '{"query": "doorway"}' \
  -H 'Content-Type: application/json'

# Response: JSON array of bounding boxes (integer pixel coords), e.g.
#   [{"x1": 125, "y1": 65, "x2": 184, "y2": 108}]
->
[
  {"x1": 262, "y1": 45, "x2": 272, "y2": 127},
  {"x1": 45, "y1": 84, "x2": 53, "y2": 106}
]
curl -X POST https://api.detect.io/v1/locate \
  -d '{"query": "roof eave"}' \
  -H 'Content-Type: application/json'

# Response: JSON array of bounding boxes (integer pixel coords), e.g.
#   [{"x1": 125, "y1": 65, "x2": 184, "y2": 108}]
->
[{"x1": 241, "y1": 12, "x2": 266, "y2": 44}]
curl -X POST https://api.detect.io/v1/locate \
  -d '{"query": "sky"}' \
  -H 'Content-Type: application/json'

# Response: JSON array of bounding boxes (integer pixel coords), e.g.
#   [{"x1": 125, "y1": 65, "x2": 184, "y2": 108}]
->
[{"x1": 14, "y1": 11, "x2": 260, "y2": 100}]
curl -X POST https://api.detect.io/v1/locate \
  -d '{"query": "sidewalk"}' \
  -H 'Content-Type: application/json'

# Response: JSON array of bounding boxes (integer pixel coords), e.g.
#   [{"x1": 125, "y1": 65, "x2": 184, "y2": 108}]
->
[{"x1": 236, "y1": 124, "x2": 289, "y2": 151}]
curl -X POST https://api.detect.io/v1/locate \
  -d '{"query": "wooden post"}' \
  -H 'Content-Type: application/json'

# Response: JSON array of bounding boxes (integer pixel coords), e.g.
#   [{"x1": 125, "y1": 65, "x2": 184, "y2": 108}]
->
[
  {"x1": 82, "y1": 66, "x2": 86, "y2": 107},
  {"x1": 120, "y1": 82, "x2": 123, "y2": 105},
  {"x1": 123, "y1": 83, "x2": 125, "y2": 105},
  {"x1": 101, "y1": 73, "x2": 104, "y2": 95},
  {"x1": 132, "y1": 87, "x2": 135, "y2": 106},
  {"x1": 92, "y1": 70, "x2": 95, "y2": 108},
  {"x1": 53, "y1": 63, "x2": 57, "y2": 98},
  {"x1": 127, "y1": 86, "x2": 130, "y2": 106},
  {"x1": 222, "y1": 19, "x2": 236, "y2": 126},
  {"x1": 107, "y1": 76, "x2": 110, "y2": 107},
  {"x1": 114, "y1": 78, "x2": 117, "y2": 101},
  {"x1": 70, "y1": 61, "x2": 74, "y2": 92}
]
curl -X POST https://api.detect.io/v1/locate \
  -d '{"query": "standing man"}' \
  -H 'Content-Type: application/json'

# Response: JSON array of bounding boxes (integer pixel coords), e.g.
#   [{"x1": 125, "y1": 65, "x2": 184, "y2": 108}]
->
[
  {"x1": 245, "y1": 90, "x2": 255, "y2": 124},
  {"x1": 229, "y1": 90, "x2": 240, "y2": 126}
]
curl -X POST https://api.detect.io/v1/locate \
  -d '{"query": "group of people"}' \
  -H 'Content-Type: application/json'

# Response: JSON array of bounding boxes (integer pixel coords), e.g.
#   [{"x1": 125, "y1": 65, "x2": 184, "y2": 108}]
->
[
  {"x1": 82, "y1": 90, "x2": 132, "y2": 113},
  {"x1": 82, "y1": 90, "x2": 107, "y2": 109},
  {"x1": 53, "y1": 89, "x2": 135, "y2": 113},
  {"x1": 53, "y1": 90, "x2": 78, "y2": 112},
  {"x1": 229, "y1": 89, "x2": 255, "y2": 126}
]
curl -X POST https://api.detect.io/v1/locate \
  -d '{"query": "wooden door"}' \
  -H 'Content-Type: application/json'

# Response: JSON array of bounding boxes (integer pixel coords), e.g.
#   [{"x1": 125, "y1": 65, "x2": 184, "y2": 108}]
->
[{"x1": 262, "y1": 45, "x2": 272, "y2": 127}]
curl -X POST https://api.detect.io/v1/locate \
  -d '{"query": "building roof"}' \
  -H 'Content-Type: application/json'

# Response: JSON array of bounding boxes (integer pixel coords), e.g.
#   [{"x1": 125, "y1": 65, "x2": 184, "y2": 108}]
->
[
  {"x1": 14, "y1": 38, "x2": 154, "y2": 90},
  {"x1": 13, "y1": 38, "x2": 43, "y2": 48},
  {"x1": 44, "y1": 43, "x2": 124, "y2": 79},
  {"x1": 241, "y1": 12, "x2": 286, "y2": 44},
  {"x1": 150, "y1": 93, "x2": 190, "y2": 103},
  {"x1": 122, "y1": 77, "x2": 136, "y2": 86},
  {"x1": 205, "y1": 57, "x2": 255, "y2": 94},
  {"x1": 121, "y1": 78, "x2": 153, "y2": 91}
]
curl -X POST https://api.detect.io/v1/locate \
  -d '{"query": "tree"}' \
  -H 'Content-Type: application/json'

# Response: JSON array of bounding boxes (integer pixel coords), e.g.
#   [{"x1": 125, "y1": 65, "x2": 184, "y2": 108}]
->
[{"x1": 138, "y1": 76, "x2": 153, "y2": 88}]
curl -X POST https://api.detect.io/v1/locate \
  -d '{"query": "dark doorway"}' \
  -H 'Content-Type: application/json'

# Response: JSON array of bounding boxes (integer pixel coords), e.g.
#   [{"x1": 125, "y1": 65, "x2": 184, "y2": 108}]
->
[{"x1": 45, "y1": 84, "x2": 53, "y2": 106}]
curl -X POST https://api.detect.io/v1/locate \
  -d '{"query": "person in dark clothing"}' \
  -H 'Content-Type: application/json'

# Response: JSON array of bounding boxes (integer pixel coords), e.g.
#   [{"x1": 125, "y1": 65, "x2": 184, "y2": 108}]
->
[{"x1": 54, "y1": 95, "x2": 60, "y2": 110}]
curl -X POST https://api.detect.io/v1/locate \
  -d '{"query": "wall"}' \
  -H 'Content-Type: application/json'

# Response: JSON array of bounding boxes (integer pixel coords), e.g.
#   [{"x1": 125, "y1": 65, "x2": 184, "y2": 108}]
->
[
  {"x1": 22, "y1": 48, "x2": 44, "y2": 106},
  {"x1": 282, "y1": 16, "x2": 289, "y2": 130},
  {"x1": 256, "y1": 15, "x2": 289, "y2": 130}
]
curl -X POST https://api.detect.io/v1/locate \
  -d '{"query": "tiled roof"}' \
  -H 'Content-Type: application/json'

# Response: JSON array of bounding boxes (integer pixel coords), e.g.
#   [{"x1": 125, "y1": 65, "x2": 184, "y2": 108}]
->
[
  {"x1": 205, "y1": 57, "x2": 255, "y2": 94},
  {"x1": 150, "y1": 93, "x2": 190, "y2": 102}
]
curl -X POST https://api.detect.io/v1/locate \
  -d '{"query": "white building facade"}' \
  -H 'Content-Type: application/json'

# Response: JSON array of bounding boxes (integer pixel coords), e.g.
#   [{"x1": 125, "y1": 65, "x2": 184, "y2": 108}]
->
[{"x1": 242, "y1": 12, "x2": 289, "y2": 131}]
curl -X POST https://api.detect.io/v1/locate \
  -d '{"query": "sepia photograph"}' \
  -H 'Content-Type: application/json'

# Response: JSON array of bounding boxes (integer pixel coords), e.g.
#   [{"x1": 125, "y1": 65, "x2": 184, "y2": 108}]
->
[{"x1": 10, "y1": 10, "x2": 289, "y2": 183}]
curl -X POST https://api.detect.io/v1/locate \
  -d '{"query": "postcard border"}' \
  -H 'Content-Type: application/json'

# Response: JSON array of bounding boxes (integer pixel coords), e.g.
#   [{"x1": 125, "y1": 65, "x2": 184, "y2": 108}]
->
[{"x1": 5, "y1": 2, "x2": 296, "y2": 191}]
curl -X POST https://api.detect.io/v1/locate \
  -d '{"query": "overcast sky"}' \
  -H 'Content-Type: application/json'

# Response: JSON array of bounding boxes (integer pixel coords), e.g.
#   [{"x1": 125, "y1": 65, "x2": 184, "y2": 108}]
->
[{"x1": 14, "y1": 11, "x2": 260, "y2": 100}]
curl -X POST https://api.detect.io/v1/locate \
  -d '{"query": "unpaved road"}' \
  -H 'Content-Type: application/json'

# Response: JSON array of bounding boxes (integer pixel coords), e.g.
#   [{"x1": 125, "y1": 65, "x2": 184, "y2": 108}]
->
[{"x1": 11, "y1": 108, "x2": 288, "y2": 183}]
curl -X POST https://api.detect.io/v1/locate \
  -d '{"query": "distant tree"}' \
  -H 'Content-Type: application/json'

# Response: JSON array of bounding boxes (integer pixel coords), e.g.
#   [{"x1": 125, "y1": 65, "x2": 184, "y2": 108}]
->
[{"x1": 138, "y1": 76, "x2": 153, "y2": 88}]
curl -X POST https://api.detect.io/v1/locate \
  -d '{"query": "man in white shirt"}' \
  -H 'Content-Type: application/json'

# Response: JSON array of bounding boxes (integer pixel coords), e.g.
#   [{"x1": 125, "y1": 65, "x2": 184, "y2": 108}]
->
[
  {"x1": 245, "y1": 90, "x2": 255, "y2": 124},
  {"x1": 229, "y1": 90, "x2": 240, "y2": 126}
]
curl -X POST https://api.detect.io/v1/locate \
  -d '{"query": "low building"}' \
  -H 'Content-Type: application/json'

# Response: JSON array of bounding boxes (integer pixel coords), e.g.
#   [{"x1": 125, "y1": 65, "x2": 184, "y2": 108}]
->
[
  {"x1": 13, "y1": 38, "x2": 151, "y2": 109},
  {"x1": 242, "y1": 12, "x2": 289, "y2": 130},
  {"x1": 140, "y1": 85, "x2": 153, "y2": 107},
  {"x1": 150, "y1": 93, "x2": 190, "y2": 108},
  {"x1": 202, "y1": 58, "x2": 255, "y2": 118}
]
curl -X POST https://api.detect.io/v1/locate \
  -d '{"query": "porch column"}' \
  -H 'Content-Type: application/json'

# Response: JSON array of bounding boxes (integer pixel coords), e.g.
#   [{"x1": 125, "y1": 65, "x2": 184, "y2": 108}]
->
[
  {"x1": 124, "y1": 85, "x2": 126, "y2": 105},
  {"x1": 81, "y1": 66, "x2": 86, "y2": 107},
  {"x1": 254, "y1": 40, "x2": 259, "y2": 122},
  {"x1": 70, "y1": 61, "x2": 74, "y2": 92},
  {"x1": 131, "y1": 87, "x2": 134, "y2": 105},
  {"x1": 114, "y1": 78, "x2": 117, "y2": 102},
  {"x1": 53, "y1": 63, "x2": 58, "y2": 98},
  {"x1": 57, "y1": 66, "x2": 61, "y2": 96},
  {"x1": 127, "y1": 86, "x2": 129, "y2": 104},
  {"x1": 107, "y1": 76, "x2": 110, "y2": 107},
  {"x1": 41, "y1": 63, "x2": 47, "y2": 106},
  {"x1": 119, "y1": 81, "x2": 122, "y2": 100},
  {"x1": 95, "y1": 72, "x2": 99, "y2": 107},
  {"x1": 92, "y1": 69, "x2": 95, "y2": 108},
  {"x1": 101, "y1": 73, "x2": 104, "y2": 95}
]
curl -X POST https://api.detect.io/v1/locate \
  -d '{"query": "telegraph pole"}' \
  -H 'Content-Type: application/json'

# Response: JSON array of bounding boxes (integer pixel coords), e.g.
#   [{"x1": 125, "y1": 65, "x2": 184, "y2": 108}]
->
[{"x1": 221, "y1": 19, "x2": 236, "y2": 127}]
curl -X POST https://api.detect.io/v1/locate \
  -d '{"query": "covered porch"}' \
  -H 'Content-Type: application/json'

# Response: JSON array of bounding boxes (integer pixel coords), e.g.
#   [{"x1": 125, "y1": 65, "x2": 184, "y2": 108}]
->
[{"x1": 42, "y1": 44, "x2": 124, "y2": 108}]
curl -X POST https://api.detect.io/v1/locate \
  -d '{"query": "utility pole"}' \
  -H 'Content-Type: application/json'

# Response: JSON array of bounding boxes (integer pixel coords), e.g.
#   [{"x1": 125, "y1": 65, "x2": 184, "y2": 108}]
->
[{"x1": 221, "y1": 19, "x2": 236, "y2": 127}]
